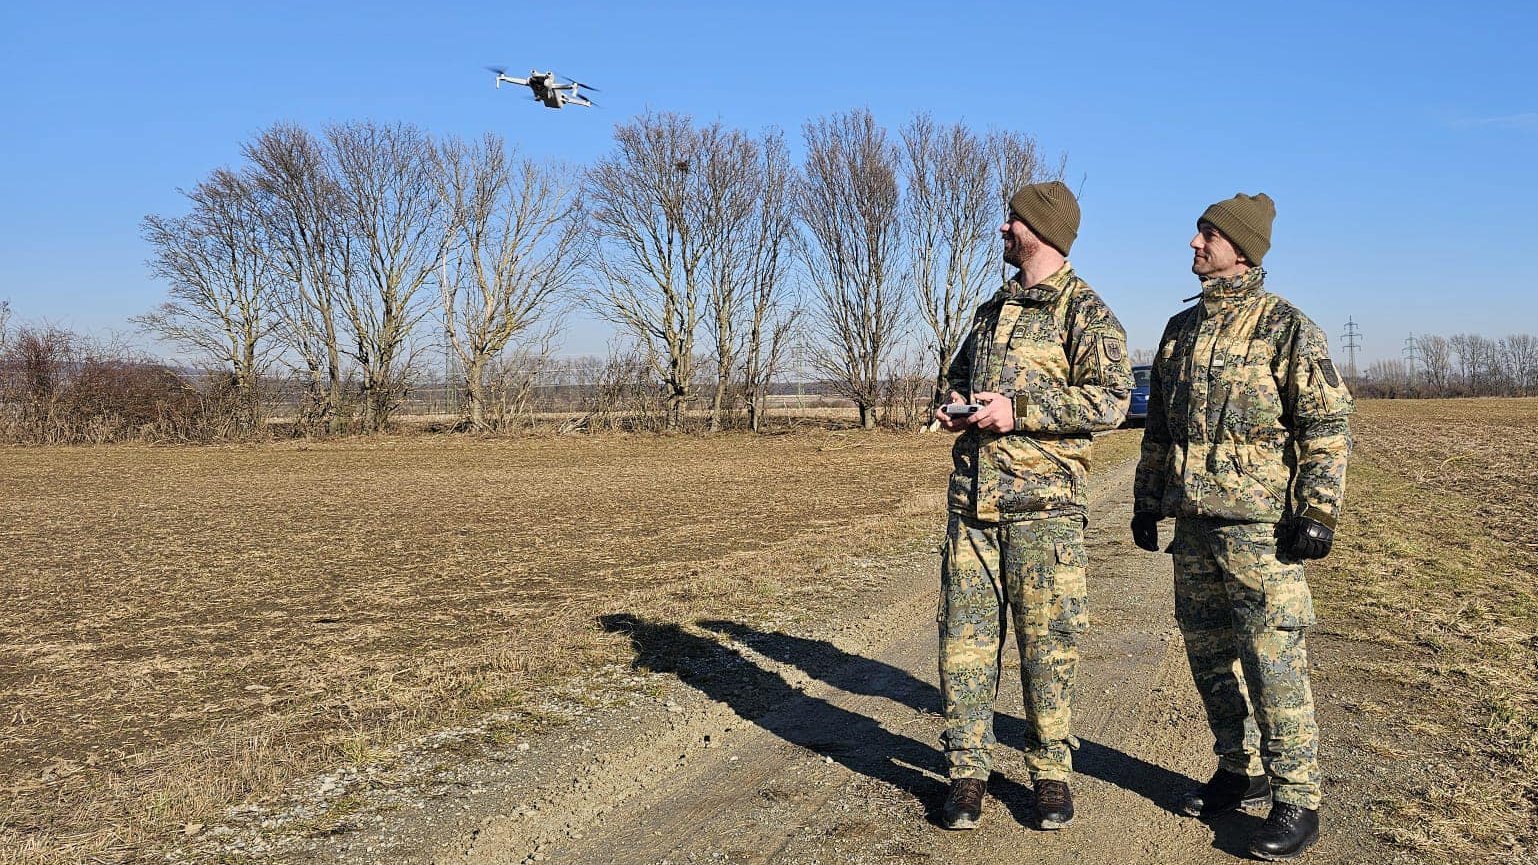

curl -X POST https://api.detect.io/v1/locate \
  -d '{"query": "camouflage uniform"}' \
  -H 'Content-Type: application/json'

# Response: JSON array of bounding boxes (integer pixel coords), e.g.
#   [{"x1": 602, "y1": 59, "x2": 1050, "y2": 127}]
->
[
  {"x1": 1134, "y1": 267, "x2": 1353, "y2": 809},
  {"x1": 940, "y1": 262, "x2": 1132, "y2": 781}
]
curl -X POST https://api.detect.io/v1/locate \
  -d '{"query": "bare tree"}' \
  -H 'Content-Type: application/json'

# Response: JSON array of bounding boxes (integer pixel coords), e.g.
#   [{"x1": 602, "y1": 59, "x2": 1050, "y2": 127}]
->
[
  {"x1": 0, "y1": 299, "x2": 11, "y2": 351},
  {"x1": 1465, "y1": 334, "x2": 1504, "y2": 395},
  {"x1": 329, "y1": 121, "x2": 447, "y2": 431},
  {"x1": 797, "y1": 109, "x2": 905, "y2": 430},
  {"x1": 988, "y1": 130, "x2": 1065, "y2": 206},
  {"x1": 585, "y1": 111, "x2": 712, "y2": 431},
  {"x1": 138, "y1": 169, "x2": 280, "y2": 434},
  {"x1": 1362, "y1": 358, "x2": 1413, "y2": 398},
  {"x1": 245, "y1": 124, "x2": 351, "y2": 434},
  {"x1": 740, "y1": 130, "x2": 801, "y2": 433},
  {"x1": 986, "y1": 128, "x2": 1066, "y2": 278},
  {"x1": 433, "y1": 134, "x2": 582, "y2": 430},
  {"x1": 901, "y1": 115, "x2": 1003, "y2": 413},
  {"x1": 1500, "y1": 333, "x2": 1538, "y2": 396},
  {"x1": 1448, "y1": 333, "x2": 1473, "y2": 393},
  {"x1": 696, "y1": 126, "x2": 764, "y2": 431},
  {"x1": 1418, "y1": 334, "x2": 1452, "y2": 393}
]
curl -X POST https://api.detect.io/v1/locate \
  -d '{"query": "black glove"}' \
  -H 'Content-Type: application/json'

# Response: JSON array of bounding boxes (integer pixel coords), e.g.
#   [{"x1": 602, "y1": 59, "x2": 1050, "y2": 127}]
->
[
  {"x1": 1286, "y1": 517, "x2": 1334, "y2": 560},
  {"x1": 1131, "y1": 513, "x2": 1161, "y2": 552}
]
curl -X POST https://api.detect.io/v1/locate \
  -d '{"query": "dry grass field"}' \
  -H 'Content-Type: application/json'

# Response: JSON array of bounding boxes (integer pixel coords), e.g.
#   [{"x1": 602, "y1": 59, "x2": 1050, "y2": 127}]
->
[
  {"x1": 1310, "y1": 398, "x2": 1538, "y2": 862},
  {"x1": 5, "y1": 428, "x2": 1125, "y2": 863},
  {"x1": 4, "y1": 398, "x2": 1534, "y2": 864}
]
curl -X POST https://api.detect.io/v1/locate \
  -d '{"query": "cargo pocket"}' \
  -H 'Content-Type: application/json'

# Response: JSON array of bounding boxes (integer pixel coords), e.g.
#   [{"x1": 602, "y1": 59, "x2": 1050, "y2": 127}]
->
[
  {"x1": 1261, "y1": 564, "x2": 1316, "y2": 631},
  {"x1": 1046, "y1": 540, "x2": 1089, "y2": 635}
]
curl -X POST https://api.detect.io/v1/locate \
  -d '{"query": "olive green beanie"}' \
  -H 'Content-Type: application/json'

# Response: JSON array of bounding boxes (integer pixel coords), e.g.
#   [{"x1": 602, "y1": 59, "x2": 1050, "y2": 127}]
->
[
  {"x1": 1198, "y1": 192, "x2": 1275, "y2": 265},
  {"x1": 1008, "y1": 180, "x2": 1080, "y2": 256}
]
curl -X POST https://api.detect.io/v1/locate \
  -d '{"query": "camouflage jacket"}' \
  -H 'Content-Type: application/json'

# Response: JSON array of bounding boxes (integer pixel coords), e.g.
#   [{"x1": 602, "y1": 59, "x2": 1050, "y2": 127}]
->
[
  {"x1": 946, "y1": 263, "x2": 1132, "y2": 523},
  {"x1": 1133, "y1": 268, "x2": 1354, "y2": 528}
]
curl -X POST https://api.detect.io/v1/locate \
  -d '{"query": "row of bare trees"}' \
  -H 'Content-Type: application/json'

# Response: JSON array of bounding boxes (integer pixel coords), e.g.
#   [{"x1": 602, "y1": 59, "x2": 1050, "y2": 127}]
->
[
  {"x1": 1355, "y1": 333, "x2": 1538, "y2": 397},
  {"x1": 6, "y1": 109, "x2": 1062, "y2": 441},
  {"x1": 134, "y1": 121, "x2": 583, "y2": 436},
  {"x1": 588, "y1": 109, "x2": 1056, "y2": 431}
]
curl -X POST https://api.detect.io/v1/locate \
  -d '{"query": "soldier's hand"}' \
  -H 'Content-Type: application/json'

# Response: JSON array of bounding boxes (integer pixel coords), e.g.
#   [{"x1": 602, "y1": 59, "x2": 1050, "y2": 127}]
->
[
  {"x1": 935, "y1": 391, "x2": 969, "y2": 432},
  {"x1": 1131, "y1": 512, "x2": 1161, "y2": 552},
  {"x1": 1287, "y1": 517, "x2": 1334, "y2": 560},
  {"x1": 971, "y1": 391, "x2": 1015, "y2": 434}
]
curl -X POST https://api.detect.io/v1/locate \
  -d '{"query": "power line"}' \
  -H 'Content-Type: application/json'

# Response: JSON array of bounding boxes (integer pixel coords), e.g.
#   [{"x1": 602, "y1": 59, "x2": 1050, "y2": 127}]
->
[
  {"x1": 1341, "y1": 317, "x2": 1362, "y2": 379},
  {"x1": 1403, "y1": 333, "x2": 1421, "y2": 385}
]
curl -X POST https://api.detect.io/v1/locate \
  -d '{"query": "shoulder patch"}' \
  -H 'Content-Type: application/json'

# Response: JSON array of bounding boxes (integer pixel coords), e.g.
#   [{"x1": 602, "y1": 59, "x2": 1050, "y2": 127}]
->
[
  {"x1": 1318, "y1": 358, "x2": 1340, "y2": 387},
  {"x1": 1105, "y1": 338, "x2": 1124, "y2": 362}
]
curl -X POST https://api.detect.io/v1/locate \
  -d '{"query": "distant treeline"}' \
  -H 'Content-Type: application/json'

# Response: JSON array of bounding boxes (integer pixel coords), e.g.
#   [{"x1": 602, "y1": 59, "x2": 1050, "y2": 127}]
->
[
  {"x1": 0, "y1": 301, "x2": 929, "y2": 444},
  {"x1": 2, "y1": 109, "x2": 1067, "y2": 443},
  {"x1": 1352, "y1": 333, "x2": 1538, "y2": 398}
]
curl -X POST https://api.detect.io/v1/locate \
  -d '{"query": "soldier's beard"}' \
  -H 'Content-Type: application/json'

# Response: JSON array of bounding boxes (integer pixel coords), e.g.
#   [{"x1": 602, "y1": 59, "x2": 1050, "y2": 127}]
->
[{"x1": 1004, "y1": 235, "x2": 1041, "y2": 269}]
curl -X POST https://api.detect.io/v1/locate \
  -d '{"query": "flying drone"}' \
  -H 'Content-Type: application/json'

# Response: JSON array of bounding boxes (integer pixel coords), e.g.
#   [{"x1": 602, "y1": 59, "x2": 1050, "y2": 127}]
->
[{"x1": 488, "y1": 67, "x2": 598, "y2": 109}]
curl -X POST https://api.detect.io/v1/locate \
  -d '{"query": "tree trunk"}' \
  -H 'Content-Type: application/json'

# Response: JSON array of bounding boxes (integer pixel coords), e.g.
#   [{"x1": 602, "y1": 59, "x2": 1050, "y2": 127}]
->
[
  {"x1": 668, "y1": 388, "x2": 685, "y2": 431},
  {"x1": 859, "y1": 404, "x2": 876, "y2": 430},
  {"x1": 709, "y1": 375, "x2": 727, "y2": 432},
  {"x1": 325, "y1": 340, "x2": 343, "y2": 434},
  {"x1": 464, "y1": 358, "x2": 487, "y2": 430}
]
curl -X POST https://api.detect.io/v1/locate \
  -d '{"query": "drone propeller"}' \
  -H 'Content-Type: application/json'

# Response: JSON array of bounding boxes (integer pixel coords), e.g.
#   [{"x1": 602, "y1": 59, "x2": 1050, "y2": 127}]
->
[
  {"x1": 486, "y1": 65, "x2": 507, "y2": 76},
  {"x1": 550, "y1": 72, "x2": 599, "y2": 92}
]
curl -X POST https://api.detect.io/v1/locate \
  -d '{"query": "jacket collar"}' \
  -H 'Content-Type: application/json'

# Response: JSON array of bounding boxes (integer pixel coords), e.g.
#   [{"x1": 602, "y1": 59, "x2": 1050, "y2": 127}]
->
[
  {"x1": 1199, "y1": 266, "x2": 1266, "y2": 305},
  {"x1": 998, "y1": 261, "x2": 1075, "y2": 303}
]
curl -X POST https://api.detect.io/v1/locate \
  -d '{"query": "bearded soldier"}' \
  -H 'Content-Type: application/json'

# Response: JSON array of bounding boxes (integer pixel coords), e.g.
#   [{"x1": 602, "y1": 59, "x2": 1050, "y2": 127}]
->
[
  {"x1": 1132, "y1": 193, "x2": 1353, "y2": 860},
  {"x1": 934, "y1": 181, "x2": 1132, "y2": 831}
]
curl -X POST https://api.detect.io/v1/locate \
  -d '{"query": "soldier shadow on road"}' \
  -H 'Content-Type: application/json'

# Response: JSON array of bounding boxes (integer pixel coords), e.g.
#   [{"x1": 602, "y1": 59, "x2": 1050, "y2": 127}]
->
[
  {"x1": 687, "y1": 619, "x2": 1264, "y2": 857},
  {"x1": 599, "y1": 612, "x2": 1257, "y2": 853},
  {"x1": 600, "y1": 612, "x2": 964, "y2": 824}
]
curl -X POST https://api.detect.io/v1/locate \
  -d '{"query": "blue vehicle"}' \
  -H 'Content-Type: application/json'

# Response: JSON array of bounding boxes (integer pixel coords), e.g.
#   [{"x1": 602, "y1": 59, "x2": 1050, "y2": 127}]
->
[{"x1": 1126, "y1": 364, "x2": 1152, "y2": 427}]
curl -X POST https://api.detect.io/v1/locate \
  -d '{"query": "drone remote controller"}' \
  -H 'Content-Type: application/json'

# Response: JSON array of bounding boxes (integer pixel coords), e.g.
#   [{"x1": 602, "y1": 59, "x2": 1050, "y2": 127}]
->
[{"x1": 942, "y1": 403, "x2": 982, "y2": 417}]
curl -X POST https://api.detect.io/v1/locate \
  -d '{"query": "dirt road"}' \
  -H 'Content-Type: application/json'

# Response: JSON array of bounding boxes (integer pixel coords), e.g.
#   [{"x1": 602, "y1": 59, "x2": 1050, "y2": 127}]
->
[{"x1": 288, "y1": 460, "x2": 1389, "y2": 865}]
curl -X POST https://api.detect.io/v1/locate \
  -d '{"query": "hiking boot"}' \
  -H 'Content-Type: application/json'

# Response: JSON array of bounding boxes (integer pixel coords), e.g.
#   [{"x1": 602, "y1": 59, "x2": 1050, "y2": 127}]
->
[
  {"x1": 940, "y1": 778, "x2": 986, "y2": 830},
  {"x1": 1248, "y1": 802, "x2": 1320, "y2": 860},
  {"x1": 1035, "y1": 778, "x2": 1074, "y2": 829},
  {"x1": 1179, "y1": 768, "x2": 1270, "y2": 817}
]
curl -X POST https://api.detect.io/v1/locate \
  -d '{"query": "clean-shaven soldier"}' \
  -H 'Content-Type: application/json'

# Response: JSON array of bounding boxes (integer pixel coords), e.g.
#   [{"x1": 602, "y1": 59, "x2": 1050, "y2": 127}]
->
[
  {"x1": 1133, "y1": 193, "x2": 1353, "y2": 860},
  {"x1": 934, "y1": 181, "x2": 1131, "y2": 831}
]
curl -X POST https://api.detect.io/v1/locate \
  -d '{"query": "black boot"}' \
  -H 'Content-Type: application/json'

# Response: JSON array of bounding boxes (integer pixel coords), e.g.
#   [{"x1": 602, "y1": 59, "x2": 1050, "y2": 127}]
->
[
  {"x1": 1180, "y1": 768, "x2": 1270, "y2": 817},
  {"x1": 1248, "y1": 802, "x2": 1320, "y2": 860},
  {"x1": 1035, "y1": 779, "x2": 1075, "y2": 829},
  {"x1": 940, "y1": 778, "x2": 986, "y2": 830}
]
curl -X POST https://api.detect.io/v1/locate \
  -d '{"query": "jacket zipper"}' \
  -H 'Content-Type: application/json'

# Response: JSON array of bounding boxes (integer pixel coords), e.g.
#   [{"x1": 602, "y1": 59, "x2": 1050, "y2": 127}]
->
[
  {"x1": 1022, "y1": 435, "x2": 1079, "y2": 501},
  {"x1": 1229, "y1": 453, "x2": 1286, "y2": 507}
]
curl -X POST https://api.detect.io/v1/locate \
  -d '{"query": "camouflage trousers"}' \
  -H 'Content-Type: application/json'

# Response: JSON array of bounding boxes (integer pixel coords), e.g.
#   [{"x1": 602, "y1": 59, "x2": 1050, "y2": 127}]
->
[
  {"x1": 938, "y1": 512, "x2": 1088, "y2": 782},
  {"x1": 1171, "y1": 517, "x2": 1321, "y2": 809}
]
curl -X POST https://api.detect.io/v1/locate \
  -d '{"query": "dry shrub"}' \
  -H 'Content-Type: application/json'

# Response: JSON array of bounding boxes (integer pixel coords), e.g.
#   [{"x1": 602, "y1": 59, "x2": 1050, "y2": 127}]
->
[
  {"x1": 579, "y1": 346, "x2": 671, "y2": 432},
  {"x1": 878, "y1": 352, "x2": 932, "y2": 431},
  {"x1": 0, "y1": 326, "x2": 251, "y2": 444}
]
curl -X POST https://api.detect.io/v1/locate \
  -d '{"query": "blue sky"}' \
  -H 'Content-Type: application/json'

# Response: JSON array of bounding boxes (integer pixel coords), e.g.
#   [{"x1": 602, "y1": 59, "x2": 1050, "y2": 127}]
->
[{"x1": 2, "y1": 0, "x2": 1535, "y2": 365}]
